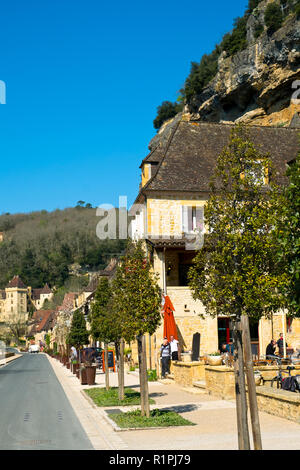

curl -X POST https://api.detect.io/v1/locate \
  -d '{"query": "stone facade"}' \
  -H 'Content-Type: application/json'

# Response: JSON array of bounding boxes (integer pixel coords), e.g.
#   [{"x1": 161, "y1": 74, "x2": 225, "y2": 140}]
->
[
  {"x1": 0, "y1": 276, "x2": 28, "y2": 325},
  {"x1": 129, "y1": 120, "x2": 300, "y2": 371}
]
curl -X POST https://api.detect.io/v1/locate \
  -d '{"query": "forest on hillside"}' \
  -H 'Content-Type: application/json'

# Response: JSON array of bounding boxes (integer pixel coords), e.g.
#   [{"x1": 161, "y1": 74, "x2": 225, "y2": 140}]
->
[{"x1": 0, "y1": 206, "x2": 127, "y2": 289}]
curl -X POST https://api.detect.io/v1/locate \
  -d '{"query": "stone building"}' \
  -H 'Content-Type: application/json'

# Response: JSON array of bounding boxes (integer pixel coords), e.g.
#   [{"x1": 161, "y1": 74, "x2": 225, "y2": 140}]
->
[
  {"x1": 130, "y1": 119, "x2": 300, "y2": 365},
  {"x1": 0, "y1": 275, "x2": 28, "y2": 324},
  {"x1": 28, "y1": 309, "x2": 56, "y2": 346},
  {"x1": 29, "y1": 284, "x2": 53, "y2": 310},
  {"x1": 0, "y1": 276, "x2": 55, "y2": 344}
]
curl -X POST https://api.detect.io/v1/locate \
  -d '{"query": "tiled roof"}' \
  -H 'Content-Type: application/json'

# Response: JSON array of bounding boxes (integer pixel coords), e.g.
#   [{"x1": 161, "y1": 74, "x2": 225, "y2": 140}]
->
[
  {"x1": 6, "y1": 275, "x2": 27, "y2": 289},
  {"x1": 141, "y1": 121, "x2": 300, "y2": 193},
  {"x1": 85, "y1": 277, "x2": 99, "y2": 292},
  {"x1": 29, "y1": 310, "x2": 55, "y2": 334},
  {"x1": 32, "y1": 284, "x2": 52, "y2": 300},
  {"x1": 40, "y1": 283, "x2": 52, "y2": 294},
  {"x1": 98, "y1": 258, "x2": 118, "y2": 278}
]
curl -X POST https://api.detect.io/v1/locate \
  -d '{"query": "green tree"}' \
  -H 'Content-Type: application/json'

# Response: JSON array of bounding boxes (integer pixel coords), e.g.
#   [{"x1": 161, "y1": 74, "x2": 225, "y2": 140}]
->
[
  {"x1": 90, "y1": 277, "x2": 122, "y2": 391},
  {"x1": 111, "y1": 240, "x2": 162, "y2": 417},
  {"x1": 66, "y1": 310, "x2": 89, "y2": 353},
  {"x1": 220, "y1": 16, "x2": 248, "y2": 56},
  {"x1": 189, "y1": 124, "x2": 285, "y2": 321},
  {"x1": 276, "y1": 150, "x2": 300, "y2": 317},
  {"x1": 153, "y1": 101, "x2": 183, "y2": 130},
  {"x1": 188, "y1": 124, "x2": 285, "y2": 449},
  {"x1": 264, "y1": 2, "x2": 283, "y2": 33}
]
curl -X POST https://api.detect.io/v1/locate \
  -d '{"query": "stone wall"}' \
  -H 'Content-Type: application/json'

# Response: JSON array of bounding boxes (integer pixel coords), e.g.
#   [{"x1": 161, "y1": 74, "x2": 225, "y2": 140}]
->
[
  {"x1": 147, "y1": 194, "x2": 206, "y2": 239},
  {"x1": 166, "y1": 287, "x2": 218, "y2": 355},
  {"x1": 172, "y1": 361, "x2": 206, "y2": 387},
  {"x1": 205, "y1": 366, "x2": 236, "y2": 400},
  {"x1": 256, "y1": 386, "x2": 300, "y2": 423}
]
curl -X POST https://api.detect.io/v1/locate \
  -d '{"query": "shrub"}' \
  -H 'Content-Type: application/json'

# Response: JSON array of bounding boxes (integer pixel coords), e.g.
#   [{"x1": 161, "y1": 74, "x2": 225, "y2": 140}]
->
[
  {"x1": 220, "y1": 16, "x2": 248, "y2": 56},
  {"x1": 264, "y1": 2, "x2": 283, "y2": 33},
  {"x1": 153, "y1": 101, "x2": 183, "y2": 130},
  {"x1": 254, "y1": 24, "x2": 264, "y2": 38},
  {"x1": 147, "y1": 369, "x2": 157, "y2": 381}
]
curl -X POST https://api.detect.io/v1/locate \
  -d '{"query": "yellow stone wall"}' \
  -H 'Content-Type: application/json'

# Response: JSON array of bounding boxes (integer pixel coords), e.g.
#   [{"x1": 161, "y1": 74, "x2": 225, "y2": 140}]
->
[
  {"x1": 172, "y1": 361, "x2": 206, "y2": 387},
  {"x1": 141, "y1": 164, "x2": 151, "y2": 188},
  {"x1": 205, "y1": 366, "x2": 236, "y2": 399},
  {"x1": 130, "y1": 192, "x2": 300, "y2": 373},
  {"x1": 260, "y1": 313, "x2": 300, "y2": 355},
  {"x1": 0, "y1": 287, "x2": 28, "y2": 323},
  {"x1": 147, "y1": 194, "x2": 207, "y2": 238}
]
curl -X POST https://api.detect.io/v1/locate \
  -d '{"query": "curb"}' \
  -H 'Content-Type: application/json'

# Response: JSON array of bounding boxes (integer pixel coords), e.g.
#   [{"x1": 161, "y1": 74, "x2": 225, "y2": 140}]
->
[{"x1": 0, "y1": 353, "x2": 23, "y2": 367}]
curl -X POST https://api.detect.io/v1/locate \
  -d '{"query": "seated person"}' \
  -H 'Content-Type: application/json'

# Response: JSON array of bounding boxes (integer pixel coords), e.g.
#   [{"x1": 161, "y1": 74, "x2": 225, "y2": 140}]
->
[
  {"x1": 220, "y1": 343, "x2": 233, "y2": 355},
  {"x1": 266, "y1": 339, "x2": 277, "y2": 359}
]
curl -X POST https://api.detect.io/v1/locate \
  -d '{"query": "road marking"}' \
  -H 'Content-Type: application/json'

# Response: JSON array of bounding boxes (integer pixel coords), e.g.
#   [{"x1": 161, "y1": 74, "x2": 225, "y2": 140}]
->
[{"x1": 23, "y1": 412, "x2": 31, "y2": 422}]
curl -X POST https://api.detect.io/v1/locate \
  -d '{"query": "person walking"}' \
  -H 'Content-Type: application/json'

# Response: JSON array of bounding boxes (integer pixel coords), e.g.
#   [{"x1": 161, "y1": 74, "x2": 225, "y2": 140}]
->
[
  {"x1": 170, "y1": 335, "x2": 180, "y2": 361},
  {"x1": 70, "y1": 346, "x2": 77, "y2": 361},
  {"x1": 160, "y1": 337, "x2": 171, "y2": 378}
]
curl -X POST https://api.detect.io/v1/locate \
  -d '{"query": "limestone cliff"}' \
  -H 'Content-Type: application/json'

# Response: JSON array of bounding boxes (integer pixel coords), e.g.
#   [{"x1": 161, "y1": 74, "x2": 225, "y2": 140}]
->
[{"x1": 186, "y1": 1, "x2": 300, "y2": 127}]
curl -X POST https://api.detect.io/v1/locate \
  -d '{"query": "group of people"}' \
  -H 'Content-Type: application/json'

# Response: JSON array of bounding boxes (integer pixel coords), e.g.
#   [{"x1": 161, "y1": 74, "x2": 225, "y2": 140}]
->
[
  {"x1": 160, "y1": 335, "x2": 180, "y2": 378},
  {"x1": 266, "y1": 333, "x2": 288, "y2": 358}
]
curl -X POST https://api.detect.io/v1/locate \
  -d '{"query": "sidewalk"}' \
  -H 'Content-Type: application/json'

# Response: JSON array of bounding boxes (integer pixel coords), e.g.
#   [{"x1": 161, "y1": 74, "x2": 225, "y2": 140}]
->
[
  {"x1": 47, "y1": 355, "x2": 300, "y2": 450},
  {"x1": 0, "y1": 353, "x2": 22, "y2": 367}
]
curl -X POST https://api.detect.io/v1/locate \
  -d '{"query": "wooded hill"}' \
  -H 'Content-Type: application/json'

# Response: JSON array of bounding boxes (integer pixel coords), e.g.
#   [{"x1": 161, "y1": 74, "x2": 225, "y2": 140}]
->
[{"x1": 0, "y1": 206, "x2": 126, "y2": 289}]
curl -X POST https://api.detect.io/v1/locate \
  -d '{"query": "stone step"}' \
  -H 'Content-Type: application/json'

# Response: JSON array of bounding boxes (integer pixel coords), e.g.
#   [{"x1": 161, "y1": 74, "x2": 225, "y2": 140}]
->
[{"x1": 193, "y1": 380, "x2": 206, "y2": 389}]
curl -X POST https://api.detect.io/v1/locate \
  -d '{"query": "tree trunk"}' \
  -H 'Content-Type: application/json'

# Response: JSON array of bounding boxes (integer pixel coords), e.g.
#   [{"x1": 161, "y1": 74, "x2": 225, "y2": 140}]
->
[
  {"x1": 137, "y1": 335, "x2": 145, "y2": 416},
  {"x1": 104, "y1": 343, "x2": 109, "y2": 391},
  {"x1": 118, "y1": 339, "x2": 125, "y2": 401},
  {"x1": 232, "y1": 317, "x2": 250, "y2": 450},
  {"x1": 142, "y1": 335, "x2": 150, "y2": 418},
  {"x1": 241, "y1": 315, "x2": 262, "y2": 450},
  {"x1": 149, "y1": 334, "x2": 152, "y2": 371}
]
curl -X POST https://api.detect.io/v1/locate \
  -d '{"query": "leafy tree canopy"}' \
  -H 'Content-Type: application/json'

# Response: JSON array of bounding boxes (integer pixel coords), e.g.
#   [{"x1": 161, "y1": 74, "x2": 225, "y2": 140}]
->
[
  {"x1": 153, "y1": 101, "x2": 183, "y2": 130},
  {"x1": 264, "y1": 2, "x2": 283, "y2": 33},
  {"x1": 90, "y1": 277, "x2": 122, "y2": 344},
  {"x1": 111, "y1": 240, "x2": 162, "y2": 341},
  {"x1": 275, "y1": 150, "x2": 300, "y2": 317},
  {"x1": 188, "y1": 124, "x2": 286, "y2": 321},
  {"x1": 66, "y1": 310, "x2": 89, "y2": 347}
]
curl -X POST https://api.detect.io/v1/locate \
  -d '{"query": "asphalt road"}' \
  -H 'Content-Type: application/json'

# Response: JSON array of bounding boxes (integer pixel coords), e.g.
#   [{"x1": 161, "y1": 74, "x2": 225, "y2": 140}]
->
[{"x1": 0, "y1": 353, "x2": 93, "y2": 450}]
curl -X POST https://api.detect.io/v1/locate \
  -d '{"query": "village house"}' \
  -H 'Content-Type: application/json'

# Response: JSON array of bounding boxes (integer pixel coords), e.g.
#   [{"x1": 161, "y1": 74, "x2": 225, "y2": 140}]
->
[
  {"x1": 29, "y1": 283, "x2": 54, "y2": 310},
  {"x1": 0, "y1": 276, "x2": 29, "y2": 325},
  {"x1": 50, "y1": 261, "x2": 118, "y2": 353},
  {"x1": 27, "y1": 309, "x2": 56, "y2": 347},
  {"x1": 130, "y1": 118, "x2": 300, "y2": 367}
]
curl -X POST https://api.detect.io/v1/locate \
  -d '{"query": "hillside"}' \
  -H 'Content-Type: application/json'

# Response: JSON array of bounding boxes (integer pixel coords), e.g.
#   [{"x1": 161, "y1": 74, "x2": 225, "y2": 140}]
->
[
  {"x1": 154, "y1": 0, "x2": 300, "y2": 129},
  {"x1": 0, "y1": 207, "x2": 126, "y2": 289}
]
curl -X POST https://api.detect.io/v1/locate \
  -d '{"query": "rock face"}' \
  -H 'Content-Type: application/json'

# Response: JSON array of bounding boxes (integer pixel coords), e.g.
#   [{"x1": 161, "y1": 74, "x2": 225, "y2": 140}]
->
[{"x1": 187, "y1": 3, "x2": 300, "y2": 127}]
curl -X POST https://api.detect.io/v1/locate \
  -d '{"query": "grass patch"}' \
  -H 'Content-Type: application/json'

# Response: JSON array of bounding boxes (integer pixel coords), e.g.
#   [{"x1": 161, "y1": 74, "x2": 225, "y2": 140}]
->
[
  {"x1": 84, "y1": 387, "x2": 155, "y2": 407},
  {"x1": 110, "y1": 408, "x2": 195, "y2": 429}
]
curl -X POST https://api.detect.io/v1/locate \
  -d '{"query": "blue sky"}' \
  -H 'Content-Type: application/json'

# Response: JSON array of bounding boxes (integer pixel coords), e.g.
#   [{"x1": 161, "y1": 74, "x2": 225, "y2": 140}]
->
[{"x1": 0, "y1": 0, "x2": 247, "y2": 214}]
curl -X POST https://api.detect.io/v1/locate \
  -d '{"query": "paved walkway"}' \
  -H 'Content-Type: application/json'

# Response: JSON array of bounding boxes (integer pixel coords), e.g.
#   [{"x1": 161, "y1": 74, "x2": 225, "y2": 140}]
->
[{"x1": 47, "y1": 355, "x2": 300, "y2": 450}]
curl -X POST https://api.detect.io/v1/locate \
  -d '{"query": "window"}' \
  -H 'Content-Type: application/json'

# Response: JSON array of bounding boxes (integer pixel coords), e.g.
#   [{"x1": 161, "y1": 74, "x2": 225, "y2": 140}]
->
[{"x1": 182, "y1": 206, "x2": 204, "y2": 233}]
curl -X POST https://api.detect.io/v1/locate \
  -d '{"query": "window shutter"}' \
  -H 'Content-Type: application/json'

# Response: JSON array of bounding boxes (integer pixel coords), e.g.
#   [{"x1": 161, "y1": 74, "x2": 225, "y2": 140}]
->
[
  {"x1": 182, "y1": 206, "x2": 188, "y2": 233},
  {"x1": 196, "y1": 207, "x2": 204, "y2": 230},
  {"x1": 188, "y1": 207, "x2": 193, "y2": 232}
]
